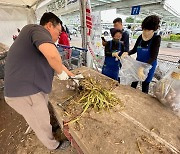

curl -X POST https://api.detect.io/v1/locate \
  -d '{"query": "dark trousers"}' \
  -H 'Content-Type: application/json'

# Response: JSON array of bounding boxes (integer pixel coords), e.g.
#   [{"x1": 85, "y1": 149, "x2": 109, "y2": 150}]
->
[{"x1": 131, "y1": 81, "x2": 150, "y2": 94}]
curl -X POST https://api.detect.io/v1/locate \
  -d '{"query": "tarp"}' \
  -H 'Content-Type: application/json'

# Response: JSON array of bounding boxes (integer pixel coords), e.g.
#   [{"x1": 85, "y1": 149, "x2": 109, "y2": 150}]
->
[
  {"x1": 0, "y1": 0, "x2": 39, "y2": 8},
  {"x1": 0, "y1": 0, "x2": 39, "y2": 46}
]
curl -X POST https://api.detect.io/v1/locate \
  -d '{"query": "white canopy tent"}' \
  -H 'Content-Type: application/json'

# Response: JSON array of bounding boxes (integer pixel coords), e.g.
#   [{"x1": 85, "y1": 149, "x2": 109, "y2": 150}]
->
[
  {"x1": 0, "y1": 0, "x2": 42, "y2": 46},
  {"x1": 0, "y1": 0, "x2": 85, "y2": 46}
]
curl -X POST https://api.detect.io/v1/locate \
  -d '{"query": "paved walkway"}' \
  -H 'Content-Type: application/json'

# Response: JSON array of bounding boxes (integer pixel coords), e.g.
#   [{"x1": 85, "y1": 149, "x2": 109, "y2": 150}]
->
[{"x1": 70, "y1": 35, "x2": 180, "y2": 58}]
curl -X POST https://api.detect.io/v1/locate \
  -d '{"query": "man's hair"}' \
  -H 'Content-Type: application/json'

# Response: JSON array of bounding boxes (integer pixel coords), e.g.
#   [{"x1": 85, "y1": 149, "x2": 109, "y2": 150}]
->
[
  {"x1": 113, "y1": 17, "x2": 122, "y2": 24},
  {"x1": 141, "y1": 15, "x2": 160, "y2": 31},
  {"x1": 61, "y1": 26, "x2": 66, "y2": 32},
  {"x1": 40, "y1": 12, "x2": 62, "y2": 26}
]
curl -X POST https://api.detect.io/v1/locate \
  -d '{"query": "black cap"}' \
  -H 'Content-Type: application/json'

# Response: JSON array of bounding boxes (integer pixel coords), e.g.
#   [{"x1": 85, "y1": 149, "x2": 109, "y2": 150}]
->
[{"x1": 110, "y1": 28, "x2": 122, "y2": 37}]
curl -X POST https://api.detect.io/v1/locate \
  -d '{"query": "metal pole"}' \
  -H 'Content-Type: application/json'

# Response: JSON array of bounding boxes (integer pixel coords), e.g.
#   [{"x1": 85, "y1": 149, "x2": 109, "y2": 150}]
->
[{"x1": 79, "y1": 0, "x2": 87, "y2": 49}]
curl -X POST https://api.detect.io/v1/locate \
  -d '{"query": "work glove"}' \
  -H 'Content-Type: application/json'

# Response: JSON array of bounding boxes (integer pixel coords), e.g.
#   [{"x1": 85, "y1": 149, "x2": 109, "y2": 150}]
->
[
  {"x1": 121, "y1": 52, "x2": 128, "y2": 59},
  {"x1": 137, "y1": 67, "x2": 146, "y2": 81},
  {"x1": 57, "y1": 71, "x2": 69, "y2": 80},
  {"x1": 112, "y1": 52, "x2": 119, "y2": 58},
  {"x1": 71, "y1": 74, "x2": 84, "y2": 86},
  {"x1": 66, "y1": 74, "x2": 84, "y2": 90},
  {"x1": 112, "y1": 52, "x2": 121, "y2": 60}
]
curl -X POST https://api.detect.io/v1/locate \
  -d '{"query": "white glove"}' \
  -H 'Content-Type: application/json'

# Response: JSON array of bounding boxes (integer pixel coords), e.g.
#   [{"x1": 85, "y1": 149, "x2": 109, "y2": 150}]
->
[
  {"x1": 112, "y1": 52, "x2": 120, "y2": 58},
  {"x1": 137, "y1": 67, "x2": 146, "y2": 81},
  {"x1": 121, "y1": 52, "x2": 128, "y2": 59},
  {"x1": 71, "y1": 74, "x2": 84, "y2": 85},
  {"x1": 57, "y1": 71, "x2": 69, "y2": 80},
  {"x1": 71, "y1": 74, "x2": 84, "y2": 79}
]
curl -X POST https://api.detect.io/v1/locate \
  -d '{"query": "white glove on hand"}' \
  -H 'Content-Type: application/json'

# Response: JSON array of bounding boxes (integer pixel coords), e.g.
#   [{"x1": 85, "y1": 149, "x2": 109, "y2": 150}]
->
[
  {"x1": 137, "y1": 67, "x2": 146, "y2": 81},
  {"x1": 112, "y1": 52, "x2": 119, "y2": 58},
  {"x1": 72, "y1": 74, "x2": 84, "y2": 79},
  {"x1": 121, "y1": 52, "x2": 128, "y2": 59},
  {"x1": 57, "y1": 71, "x2": 69, "y2": 80},
  {"x1": 71, "y1": 74, "x2": 84, "y2": 85}
]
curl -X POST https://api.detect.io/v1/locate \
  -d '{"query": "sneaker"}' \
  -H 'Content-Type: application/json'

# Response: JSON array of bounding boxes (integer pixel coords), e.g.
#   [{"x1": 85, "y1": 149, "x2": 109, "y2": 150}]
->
[{"x1": 56, "y1": 140, "x2": 71, "y2": 150}]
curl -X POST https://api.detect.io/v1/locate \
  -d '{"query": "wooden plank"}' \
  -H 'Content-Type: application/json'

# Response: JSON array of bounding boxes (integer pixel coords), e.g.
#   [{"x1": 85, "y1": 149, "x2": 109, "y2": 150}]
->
[
  {"x1": 113, "y1": 85, "x2": 180, "y2": 152},
  {"x1": 49, "y1": 67, "x2": 180, "y2": 154}
]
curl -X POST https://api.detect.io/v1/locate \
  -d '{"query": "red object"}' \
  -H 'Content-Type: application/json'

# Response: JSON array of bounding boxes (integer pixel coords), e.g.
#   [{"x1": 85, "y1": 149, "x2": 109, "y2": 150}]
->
[
  {"x1": 13, "y1": 35, "x2": 17, "y2": 41},
  {"x1": 58, "y1": 31, "x2": 70, "y2": 46},
  {"x1": 86, "y1": 0, "x2": 92, "y2": 36},
  {"x1": 58, "y1": 32, "x2": 71, "y2": 59},
  {"x1": 63, "y1": 122, "x2": 84, "y2": 154}
]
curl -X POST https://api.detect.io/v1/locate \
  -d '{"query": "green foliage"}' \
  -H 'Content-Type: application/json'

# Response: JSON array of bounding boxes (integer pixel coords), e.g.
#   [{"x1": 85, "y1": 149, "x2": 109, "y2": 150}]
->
[
  {"x1": 133, "y1": 35, "x2": 139, "y2": 39},
  {"x1": 125, "y1": 17, "x2": 134, "y2": 23},
  {"x1": 162, "y1": 34, "x2": 180, "y2": 42},
  {"x1": 170, "y1": 34, "x2": 180, "y2": 41},
  {"x1": 136, "y1": 20, "x2": 142, "y2": 23}
]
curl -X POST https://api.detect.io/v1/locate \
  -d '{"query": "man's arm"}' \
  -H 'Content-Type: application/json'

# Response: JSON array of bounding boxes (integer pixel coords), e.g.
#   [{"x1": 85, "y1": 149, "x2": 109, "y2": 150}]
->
[
  {"x1": 62, "y1": 64, "x2": 74, "y2": 76},
  {"x1": 39, "y1": 43, "x2": 75, "y2": 76},
  {"x1": 38, "y1": 43, "x2": 62, "y2": 73},
  {"x1": 122, "y1": 31, "x2": 129, "y2": 52}
]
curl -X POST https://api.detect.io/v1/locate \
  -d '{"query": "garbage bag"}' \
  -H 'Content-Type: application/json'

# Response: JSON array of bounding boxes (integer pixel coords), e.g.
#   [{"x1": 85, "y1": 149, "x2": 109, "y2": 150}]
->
[
  {"x1": 119, "y1": 56, "x2": 152, "y2": 85},
  {"x1": 153, "y1": 68, "x2": 180, "y2": 117}
]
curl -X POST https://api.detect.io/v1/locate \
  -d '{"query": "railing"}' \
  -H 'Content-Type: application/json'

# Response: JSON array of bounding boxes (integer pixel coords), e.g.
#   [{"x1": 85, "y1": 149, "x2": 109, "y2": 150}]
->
[{"x1": 57, "y1": 44, "x2": 87, "y2": 70}]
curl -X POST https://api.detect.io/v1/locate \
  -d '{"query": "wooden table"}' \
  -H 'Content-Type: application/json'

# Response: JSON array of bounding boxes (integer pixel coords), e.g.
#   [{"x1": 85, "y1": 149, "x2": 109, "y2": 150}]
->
[{"x1": 49, "y1": 67, "x2": 180, "y2": 154}]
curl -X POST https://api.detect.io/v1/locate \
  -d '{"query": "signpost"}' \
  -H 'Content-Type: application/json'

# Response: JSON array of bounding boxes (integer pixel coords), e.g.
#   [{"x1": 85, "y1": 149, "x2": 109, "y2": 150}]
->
[
  {"x1": 131, "y1": 5, "x2": 141, "y2": 15},
  {"x1": 131, "y1": 5, "x2": 141, "y2": 35}
]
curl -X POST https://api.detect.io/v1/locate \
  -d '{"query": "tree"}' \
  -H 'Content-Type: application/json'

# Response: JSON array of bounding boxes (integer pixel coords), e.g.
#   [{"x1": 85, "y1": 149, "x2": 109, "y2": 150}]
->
[
  {"x1": 125, "y1": 17, "x2": 134, "y2": 23},
  {"x1": 136, "y1": 20, "x2": 142, "y2": 23}
]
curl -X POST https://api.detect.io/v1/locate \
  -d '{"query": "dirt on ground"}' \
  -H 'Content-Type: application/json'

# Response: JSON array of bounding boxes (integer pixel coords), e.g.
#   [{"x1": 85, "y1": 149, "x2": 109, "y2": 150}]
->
[
  {"x1": 0, "y1": 90, "x2": 77, "y2": 154},
  {"x1": 0, "y1": 91, "x2": 27, "y2": 154}
]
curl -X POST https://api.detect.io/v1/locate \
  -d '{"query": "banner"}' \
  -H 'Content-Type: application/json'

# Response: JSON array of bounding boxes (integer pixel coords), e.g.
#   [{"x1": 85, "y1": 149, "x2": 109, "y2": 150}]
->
[
  {"x1": 91, "y1": 11, "x2": 104, "y2": 56},
  {"x1": 46, "y1": 0, "x2": 79, "y2": 15},
  {"x1": 86, "y1": 0, "x2": 104, "y2": 70}
]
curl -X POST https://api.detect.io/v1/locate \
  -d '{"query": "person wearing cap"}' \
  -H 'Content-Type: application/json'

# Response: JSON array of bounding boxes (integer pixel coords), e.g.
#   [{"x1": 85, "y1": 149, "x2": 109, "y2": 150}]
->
[
  {"x1": 102, "y1": 28, "x2": 124, "y2": 80},
  {"x1": 122, "y1": 15, "x2": 161, "y2": 93},
  {"x1": 102, "y1": 17, "x2": 129, "y2": 52}
]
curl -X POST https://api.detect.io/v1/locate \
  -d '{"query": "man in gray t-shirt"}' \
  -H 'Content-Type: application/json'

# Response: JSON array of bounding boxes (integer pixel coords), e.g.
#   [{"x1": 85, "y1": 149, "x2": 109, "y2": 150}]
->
[{"x1": 4, "y1": 12, "x2": 73, "y2": 150}]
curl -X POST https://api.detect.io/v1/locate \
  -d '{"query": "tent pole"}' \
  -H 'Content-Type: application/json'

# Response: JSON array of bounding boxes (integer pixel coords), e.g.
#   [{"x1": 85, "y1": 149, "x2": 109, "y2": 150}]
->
[{"x1": 79, "y1": 0, "x2": 87, "y2": 49}]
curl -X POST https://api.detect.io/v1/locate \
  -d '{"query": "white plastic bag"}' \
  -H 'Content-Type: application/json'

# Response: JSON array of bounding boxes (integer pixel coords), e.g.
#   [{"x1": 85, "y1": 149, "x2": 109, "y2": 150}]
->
[
  {"x1": 153, "y1": 69, "x2": 180, "y2": 117},
  {"x1": 119, "y1": 56, "x2": 152, "y2": 85}
]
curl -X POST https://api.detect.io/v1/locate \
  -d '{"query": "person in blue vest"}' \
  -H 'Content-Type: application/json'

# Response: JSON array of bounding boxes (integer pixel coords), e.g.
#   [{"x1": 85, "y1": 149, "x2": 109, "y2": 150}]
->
[
  {"x1": 122, "y1": 15, "x2": 161, "y2": 93},
  {"x1": 102, "y1": 28, "x2": 124, "y2": 81}
]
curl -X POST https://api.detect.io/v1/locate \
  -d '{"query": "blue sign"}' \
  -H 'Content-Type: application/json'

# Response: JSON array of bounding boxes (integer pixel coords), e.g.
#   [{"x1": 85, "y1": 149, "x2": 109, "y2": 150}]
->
[{"x1": 131, "y1": 5, "x2": 141, "y2": 15}]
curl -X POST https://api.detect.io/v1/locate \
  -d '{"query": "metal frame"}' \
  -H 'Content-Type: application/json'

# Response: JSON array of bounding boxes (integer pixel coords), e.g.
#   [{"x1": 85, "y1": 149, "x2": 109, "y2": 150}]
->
[
  {"x1": 57, "y1": 44, "x2": 87, "y2": 70},
  {"x1": 154, "y1": 54, "x2": 180, "y2": 80}
]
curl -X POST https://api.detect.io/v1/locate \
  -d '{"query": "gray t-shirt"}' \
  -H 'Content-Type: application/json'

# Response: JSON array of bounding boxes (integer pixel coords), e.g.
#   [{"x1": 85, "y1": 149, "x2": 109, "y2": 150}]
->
[{"x1": 4, "y1": 24, "x2": 55, "y2": 97}]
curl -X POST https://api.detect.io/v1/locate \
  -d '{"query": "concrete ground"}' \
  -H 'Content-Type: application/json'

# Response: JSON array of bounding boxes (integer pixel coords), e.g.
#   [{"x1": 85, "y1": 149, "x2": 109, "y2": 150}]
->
[{"x1": 70, "y1": 35, "x2": 180, "y2": 57}]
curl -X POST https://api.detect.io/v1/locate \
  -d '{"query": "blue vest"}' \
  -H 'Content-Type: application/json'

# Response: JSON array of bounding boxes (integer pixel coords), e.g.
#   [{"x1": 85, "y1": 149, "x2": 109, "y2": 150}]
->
[
  {"x1": 136, "y1": 35, "x2": 157, "y2": 82},
  {"x1": 102, "y1": 40, "x2": 122, "y2": 80}
]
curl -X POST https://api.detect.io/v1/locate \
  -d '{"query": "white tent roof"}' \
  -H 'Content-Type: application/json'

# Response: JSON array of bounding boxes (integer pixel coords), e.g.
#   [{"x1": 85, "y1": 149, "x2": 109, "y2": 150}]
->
[
  {"x1": 0, "y1": 0, "x2": 42, "y2": 8},
  {"x1": 37, "y1": 0, "x2": 180, "y2": 23},
  {"x1": 0, "y1": 0, "x2": 42, "y2": 46}
]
